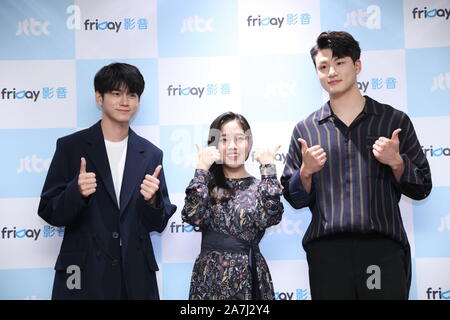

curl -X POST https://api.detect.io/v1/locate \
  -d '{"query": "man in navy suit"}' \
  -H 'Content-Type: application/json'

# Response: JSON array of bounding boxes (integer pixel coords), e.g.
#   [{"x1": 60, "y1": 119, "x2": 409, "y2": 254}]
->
[{"x1": 38, "y1": 63, "x2": 177, "y2": 300}]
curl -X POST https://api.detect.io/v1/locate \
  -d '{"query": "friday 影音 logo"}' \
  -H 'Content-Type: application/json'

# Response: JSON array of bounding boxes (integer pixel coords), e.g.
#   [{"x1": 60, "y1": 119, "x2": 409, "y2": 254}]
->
[
  {"x1": 0, "y1": 225, "x2": 64, "y2": 241},
  {"x1": 357, "y1": 77, "x2": 397, "y2": 93},
  {"x1": 65, "y1": 5, "x2": 150, "y2": 32},
  {"x1": 166, "y1": 83, "x2": 231, "y2": 98},
  {"x1": 422, "y1": 145, "x2": 450, "y2": 158},
  {"x1": 246, "y1": 12, "x2": 312, "y2": 28},
  {"x1": 412, "y1": 7, "x2": 450, "y2": 20},
  {"x1": 426, "y1": 287, "x2": 450, "y2": 300},
  {"x1": 1, "y1": 87, "x2": 68, "y2": 102}
]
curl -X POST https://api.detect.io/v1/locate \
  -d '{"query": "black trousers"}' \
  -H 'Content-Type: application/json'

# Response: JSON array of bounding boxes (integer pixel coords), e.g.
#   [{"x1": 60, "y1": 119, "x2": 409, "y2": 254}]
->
[{"x1": 304, "y1": 233, "x2": 409, "y2": 300}]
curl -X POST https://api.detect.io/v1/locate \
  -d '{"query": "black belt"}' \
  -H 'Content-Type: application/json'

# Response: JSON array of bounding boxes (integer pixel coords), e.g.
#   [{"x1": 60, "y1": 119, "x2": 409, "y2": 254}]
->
[{"x1": 201, "y1": 229, "x2": 261, "y2": 300}]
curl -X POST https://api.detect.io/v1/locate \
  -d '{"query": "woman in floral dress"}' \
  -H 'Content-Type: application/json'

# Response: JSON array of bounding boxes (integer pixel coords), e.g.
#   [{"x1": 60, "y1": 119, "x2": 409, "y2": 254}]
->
[{"x1": 182, "y1": 111, "x2": 284, "y2": 300}]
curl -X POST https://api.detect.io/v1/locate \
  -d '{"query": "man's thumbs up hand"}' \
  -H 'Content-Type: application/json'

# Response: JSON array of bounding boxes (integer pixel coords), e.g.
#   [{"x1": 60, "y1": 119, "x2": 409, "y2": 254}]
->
[
  {"x1": 141, "y1": 165, "x2": 162, "y2": 202},
  {"x1": 78, "y1": 157, "x2": 97, "y2": 198}
]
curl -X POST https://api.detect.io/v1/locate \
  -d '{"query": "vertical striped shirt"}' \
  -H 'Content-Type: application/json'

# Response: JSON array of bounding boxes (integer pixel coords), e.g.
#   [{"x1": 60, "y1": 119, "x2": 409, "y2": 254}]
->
[{"x1": 281, "y1": 95, "x2": 432, "y2": 248}]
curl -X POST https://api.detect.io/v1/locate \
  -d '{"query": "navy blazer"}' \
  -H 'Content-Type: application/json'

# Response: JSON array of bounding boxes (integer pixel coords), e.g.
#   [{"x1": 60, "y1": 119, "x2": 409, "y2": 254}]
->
[{"x1": 38, "y1": 121, "x2": 176, "y2": 299}]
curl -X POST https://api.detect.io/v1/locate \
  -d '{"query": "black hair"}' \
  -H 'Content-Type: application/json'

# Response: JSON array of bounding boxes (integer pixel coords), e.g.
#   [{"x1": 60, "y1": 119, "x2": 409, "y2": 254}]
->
[
  {"x1": 310, "y1": 31, "x2": 361, "y2": 67},
  {"x1": 94, "y1": 62, "x2": 145, "y2": 97},
  {"x1": 206, "y1": 112, "x2": 253, "y2": 203}
]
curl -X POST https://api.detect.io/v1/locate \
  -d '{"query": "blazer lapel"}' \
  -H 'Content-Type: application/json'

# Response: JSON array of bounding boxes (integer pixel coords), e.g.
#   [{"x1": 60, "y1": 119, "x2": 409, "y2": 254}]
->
[
  {"x1": 119, "y1": 129, "x2": 147, "y2": 216},
  {"x1": 83, "y1": 121, "x2": 119, "y2": 210}
]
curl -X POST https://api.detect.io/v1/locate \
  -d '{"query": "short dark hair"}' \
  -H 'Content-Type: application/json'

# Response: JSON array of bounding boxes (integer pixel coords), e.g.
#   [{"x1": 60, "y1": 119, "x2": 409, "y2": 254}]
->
[
  {"x1": 94, "y1": 62, "x2": 145, "y2": 97},
  {"x1": 310, "y1": 31, "x2": 361, "y2": 66},
  {"x1": 206, "y1": 111, "x2": 253, "y2": 203}
]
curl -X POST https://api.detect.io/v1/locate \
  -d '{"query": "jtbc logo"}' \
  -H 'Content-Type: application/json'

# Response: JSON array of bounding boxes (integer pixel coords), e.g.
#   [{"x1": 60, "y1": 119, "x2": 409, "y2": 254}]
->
[
  {"x1": 438, "y1": 214, "x2": 450, "y2": 232},
  {"x1": 431, "y1": 73, "x2": 450, "y2": 91},
  {"x1": 181, "y1": 16, "x2": 214, "y2": 33},
  {"x1": 16, "y1": 18, "x2": 49, "y2": 36},
  {"x1": 17, "y1": 155, "x2": 51, "y2": 174},
  {"x1": 264, "y1": 82, "x2": 296, "y2": 98},
  {"x1": 266, "y1": 217, "x2": 302, "y2": 235},
  {"x1": 344, "y1": 5, "x2": 381, "y2": 29}
]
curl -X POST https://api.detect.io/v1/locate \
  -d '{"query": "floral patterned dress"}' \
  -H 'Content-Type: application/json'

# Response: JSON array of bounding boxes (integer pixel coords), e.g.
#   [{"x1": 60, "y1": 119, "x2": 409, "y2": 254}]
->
[{"x1": 181, "y1": 165, "x2": 284, "y2": 300}]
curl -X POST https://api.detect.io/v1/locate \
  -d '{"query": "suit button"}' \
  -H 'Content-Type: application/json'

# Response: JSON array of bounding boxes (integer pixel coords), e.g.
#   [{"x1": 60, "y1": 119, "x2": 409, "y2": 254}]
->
[
  {"x1": 112, "y1": 232, "x2": 119, "y2": 239},
  {"x1": 112, "y1": 259, "x2": 119, "y2": 267}
]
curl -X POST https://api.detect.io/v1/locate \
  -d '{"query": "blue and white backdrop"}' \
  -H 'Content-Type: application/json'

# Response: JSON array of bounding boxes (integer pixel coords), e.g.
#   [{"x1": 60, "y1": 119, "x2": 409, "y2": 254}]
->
[{"x1": 0, "y1": 0, "x2": 449, "y2": 300}]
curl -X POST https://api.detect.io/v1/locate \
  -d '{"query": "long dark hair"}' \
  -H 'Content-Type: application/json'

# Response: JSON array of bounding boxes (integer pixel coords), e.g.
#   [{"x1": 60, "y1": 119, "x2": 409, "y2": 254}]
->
[{"x1": 206, "y1": 112, "x2": 253, "y2": 203}]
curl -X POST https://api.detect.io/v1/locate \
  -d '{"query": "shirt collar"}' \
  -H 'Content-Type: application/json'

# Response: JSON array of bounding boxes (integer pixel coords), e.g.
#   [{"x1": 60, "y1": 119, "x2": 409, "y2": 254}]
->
[
  {"x1": 318, "y1": 101, "x2": 333, "y2": 122},
  {"x1": 317, "y1": 95, "x2": 381, "y2": 123},
  {"x1": 364, "y1": 96, "x2": 382, "y2": 116}
]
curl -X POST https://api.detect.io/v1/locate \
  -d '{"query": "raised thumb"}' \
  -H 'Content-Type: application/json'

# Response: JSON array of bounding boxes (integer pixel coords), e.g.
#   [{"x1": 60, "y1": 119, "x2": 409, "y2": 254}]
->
[
  {"x1": 80, "y1": 157, "x2": 87, "y2": 174},
  {"x1": 152, "y1": 165, "x2": 162, "y2": 178},
  {"x1": 391, "y1": 128, "x2": 402, "y2": 142},
  {"x1": 297, "y1": 138, "x2": 308, "y2": 152}
]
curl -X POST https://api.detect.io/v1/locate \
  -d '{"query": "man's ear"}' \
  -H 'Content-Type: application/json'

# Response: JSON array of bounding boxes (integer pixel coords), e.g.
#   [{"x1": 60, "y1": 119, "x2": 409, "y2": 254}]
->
[
  {"x1": 355, "y1": 59, "x2": 362, "y2": 75},
  {"x1": 95, "y1": 91, "x2": 103, "y2": 106}
]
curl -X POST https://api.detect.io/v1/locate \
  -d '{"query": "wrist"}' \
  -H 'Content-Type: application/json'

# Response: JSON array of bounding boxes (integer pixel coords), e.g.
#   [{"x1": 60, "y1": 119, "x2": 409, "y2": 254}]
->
[
  {"x1": 390, "y1": 154, "x2": 404, "y2": 171},
  {"x1": 196, "y1": 162, "x2": 210, "y2": 171},
  {"x1": 300, "y1": 164, "x2": 312, "y2": 179},
  {"x1": 147, "y1": 193, "x2": 162, "y2": 209}
]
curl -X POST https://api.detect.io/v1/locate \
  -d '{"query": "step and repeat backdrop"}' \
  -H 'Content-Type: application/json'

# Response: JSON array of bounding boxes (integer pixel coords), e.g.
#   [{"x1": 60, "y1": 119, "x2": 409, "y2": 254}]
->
[{"x1": 0, "y1": 0, "x2": 449, "y2": 300}]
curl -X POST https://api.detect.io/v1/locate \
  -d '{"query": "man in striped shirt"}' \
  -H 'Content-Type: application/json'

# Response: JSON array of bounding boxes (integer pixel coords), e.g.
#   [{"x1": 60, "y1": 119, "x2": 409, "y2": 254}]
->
[{"x1": 281, "y1": 31, "x2": 432, "y2": 299}]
